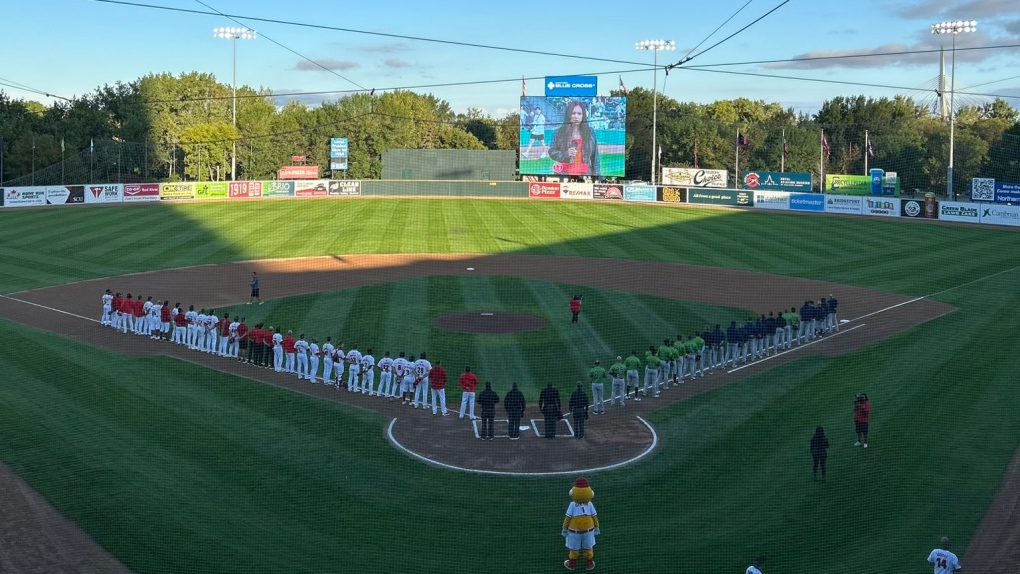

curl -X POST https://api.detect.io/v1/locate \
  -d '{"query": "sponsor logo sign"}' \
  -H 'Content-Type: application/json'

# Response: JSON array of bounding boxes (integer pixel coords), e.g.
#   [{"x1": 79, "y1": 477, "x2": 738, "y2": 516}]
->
[
  {"x1": 2, "y1": 186, "x2": 48, "y2": 207},
  {"x1": 278, "y1": 165, "x2": 320, "y2": 179},
  {"x1": 295, "y1": 179, "x2": 330, "y2": 196},
  {"x1": 46, "y1": 185, "x2": 85, "y2": 205},
  {"x1": 561, "y1": 182, "x2": 593, "y2": 199},
  {"x1": 741, "y1": 171, "x2": 812, "y2": 192},
  {"x1": 862, "y1": 197, "x2": 899, "y2": 217},
  {"x1": 228, "y1": 181, "x2": 262, "y2": 198},
  {"x1": 544, "y1": 75, "x2": 597, "y2": 97},
  {"x1": 900, "y1": 199, "x2": 931, "y2": 218},
  {"x1": 980, "y1": 204, "x2": 1020, "y2": 227},
  {"x1": 593, "y1": 183, "x2": 623, "y2": 200},
  {"x1": 662, "y1": 167, "x2": 727, "y2": 188},
  {"x1": 328, "y1": 180, "x2": 362, "y2": 196},
  {"x1": 123, "y1": 183, "x2": 160, "y2": 202},
  {"x1": 262, "y1": 181, "x2": 295, "y2": 198},
  {"x1": 623, "y1": 184, "x2": 657, "y2": 202},
  {"x1": 939, "y1": 201, "x2": 979, "y2": 223},
  {"x1": 824, "y1": 194, "x2": 863, "y2": 215},
  {"x1": 195, "y1": 182, "x2": 228, "y2": 199},
  {"x1": 753, "y1": 190, "x2": 790, "y2": 210},
  {"x1": 826, "y1": 174, "x2": 900, "y2": 196},
  {"x1": 160, "y1": 182, "x2": 196, "y2": 201},
  {"x1": 789, "y1": 193, "x2": 825, "y2": 212},
  {"x1": 995, "y1": 181, "x2": 1020, "y2": 204},
  {"x1": 85, "y1": 184, "x2": 124, "y2": 203},
  {"x1": 291, "y1": 155, "x2": 306, "y2": 162},
  {"x1": 657, "y1": 186, "x2": 687, "y2": 203},
  {"x1": 529, "y1": 182, "x2": 561, "y2": 198},
  {"x1": 688, "y1": 189, "x2": 753, "y2": 207},
  {"x1": 330, "y1": 138, "x2": 349, "y2": 159}
]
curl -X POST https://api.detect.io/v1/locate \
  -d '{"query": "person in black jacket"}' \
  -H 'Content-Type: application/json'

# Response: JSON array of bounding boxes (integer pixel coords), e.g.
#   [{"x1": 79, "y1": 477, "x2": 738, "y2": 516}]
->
[
  {"x1": 539, "y1": 382, "x2": 562, "y2": 438},
  {"x1": 504, "y1": 382, "x2": 526, "y2": 440},
  {"x1": 569, "y1": 382, "x2": 590, "y2": 439},
  {"x1": 810, "y1": 426, "x2": 830, "y2": 481},
  {"x1": 477, "y1": 382, "x2": 500, "y2": 440}
]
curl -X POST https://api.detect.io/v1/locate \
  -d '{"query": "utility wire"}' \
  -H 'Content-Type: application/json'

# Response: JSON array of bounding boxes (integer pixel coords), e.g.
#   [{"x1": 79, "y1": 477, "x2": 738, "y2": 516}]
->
[
  {"x1": 0, "y1": 77, "x2": 71, "y2": 101},
  {"x1": 685, "y1": 44, "x2": 1020, "y2": 68},
  {"x1": 681, "y1": 0, "x2": 756, "y2": 61},
  {"x1": 670, "y1": 0, "x2": 791, "y2": 68}
]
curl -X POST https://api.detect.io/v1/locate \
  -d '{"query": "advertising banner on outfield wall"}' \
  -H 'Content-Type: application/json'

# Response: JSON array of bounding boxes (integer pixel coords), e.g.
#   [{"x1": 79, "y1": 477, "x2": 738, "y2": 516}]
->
[
  {"x1": 2, "y1": 186, "x2": 47, "y2": 207},
  {"x1": 593, "y1": 183, "x2": 623, "y2": 200},
  {"x1": 823, "y1": 194, "x2": 863, "y2": 215},
  {"x1": 195, "y1": 182, "x2": 228, "y2": 200},
  {"x1": 939, "y1": 202, "x2": 980, "y2": 223},
  {"x1": 160, "y1": 182, "x2": 196, "y2": 201},
  {"x1": 970, "y1": 178, "x2": 1020, "y2": 203},
  {"x1": 328, "y1": 180, "x2": 362, "y2": 196},
  {"x1": 123, "y1": 183, "x2": 159, "y2": 202},
  {"x1": 979, "y1": 204, "x2": 1020, "y2": 227},
  {"x1": 789, "y1": 193, "x2": 825, "y2": 212},
  {"x1": 228, "y1": 181, "x2": 262, "y2": 199},
  {"x1": 688, "y1": 189, "x2": 753, "y2": 207},
  {"x1": 529, "y1": 182, "x2": 561, "y2": 198},
  {"x1": 657, "y1": 186, "x2": 687, "y2": 203},
  {"x1": 661, "y1": 167, "x2": 727, "y2": 188},
  {"x1": 900, "y1": 198, "x2": 937, "y2": 219},
  {"x1": 741, "y1": 171, "x2": 812, "y2": 192},
  {"x1": 85, "y1": 184, "x2": 124, "y2": 203},
  {"x1": 278, "y1": 166, "x2": 320, "y2": 179},
  {"x1": 623, "y1": 184, "x2": 657, "y2": 202},
  {"x1": 46, "y1": 185, "x2": 84, "y2": 204},
  {"x1": 825, "y1": 173, "x2": 901, "y2": 196},
  {"x1": 861, "y1": 196, "x2": 899, "y2": 217},
  {"x1": 561, "y1": 182, "x2": 593, "y2": 199},
  {"x1": 295, "y1": 179, "x2": 330, "y2": 196},
  {"x1": 753, "y1": 190, "x2": 790, "y2": 210},
  {"x1": 262, "y1": 181, "x2": 295, "y2": 198}
]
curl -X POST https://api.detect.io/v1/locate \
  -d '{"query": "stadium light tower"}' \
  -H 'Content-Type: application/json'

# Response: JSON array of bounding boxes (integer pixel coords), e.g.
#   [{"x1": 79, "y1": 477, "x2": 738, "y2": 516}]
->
[
  {"x1": 931, "y1": 20, "x2": 976, "y2": 200},
  {"x1": 213, "y1": 26, "x2": 257, "y2": 181},
  {"x1": 636, "y1": 39, "x2": 675, "y2": 185}
]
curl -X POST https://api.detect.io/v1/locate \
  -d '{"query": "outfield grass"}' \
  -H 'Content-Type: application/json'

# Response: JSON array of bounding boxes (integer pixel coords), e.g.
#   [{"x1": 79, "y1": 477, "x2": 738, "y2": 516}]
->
[{"x1": 0, "y1": 200, "x2": 1019, "y2": 574}]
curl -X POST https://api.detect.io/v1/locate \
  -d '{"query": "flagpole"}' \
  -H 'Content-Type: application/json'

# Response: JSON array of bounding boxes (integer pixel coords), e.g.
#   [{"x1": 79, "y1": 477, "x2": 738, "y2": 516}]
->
[
  {"x1": 735, "y1": 127, "x2": 740, "y2": 187},
  {"x1": 781, "y1": 128, "x2": 785, "y2": 173},
  {"x1": 61, "y1": 138, "x2": 65, "y2": 184},
  {"x1": 864, "y1": 130, "x2": 869, "y2": 174},
  {"x1": 694, "y1": 138, "x2": 699, "y2": 169},
  {"x1": 819, "y1": 130, "x2": 824, "y2": 193}
]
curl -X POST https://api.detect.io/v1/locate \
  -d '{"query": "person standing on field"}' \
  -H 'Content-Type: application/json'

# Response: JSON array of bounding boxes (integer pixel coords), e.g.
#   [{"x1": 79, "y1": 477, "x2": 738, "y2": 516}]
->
[
  {"x1": 429, "y1": 360, "x2": 449, "y2": 415},
  {"x1": 608, "y1": 356, "x2": 626, "y2": 407},
  {"x1": 377, "y1": 351, "x2": 394, "y2": 399},
  {"x1": 569, "y1": 382, "x2": 590, "y2": 439},
  {"x1": 810, "y1": 426, "x2": 829, "y2": 481},
  {"x1": 504, "y1": 382, "x2": 526, "y2": 439},
  {"x1": 101, "y1": 289, "x2": 113, "y2": 326},
  {"x1": 345, "y1": 344, "x2": 363, "y2": 392},
  {"x1": 249, "y1": 272, "x2": 262, "y2": 304},
  {"x1": 458, "y1": 366, "x2": 479, "y2": 420},
  {"x1": 624, "y1": 350, "x2": 642, "y2": 401},
  {"x1": 643, "y1": 348, "x2": 661, "y2": 397},
  {"x1": 360, "y1": 349, "x2": 376, "y2": 395},
  {"x1": 172, "y1": 305, "x2": 188, "y2": 345},
  {"x1": 271, "y1": 327, "x2": 283, "y2": 372},
  {"x1": 477, "y1": 381, "x2": 500, "y2": 440},
  {"x1": 588, "y1": 359, "x2": 607, "y2": 414},
  {"x1": 569, "y1": 295, "x2": 582, "y2": 324},
  {"x1": 321, "y1": 337, "x2": 335, "y2": 385},
  {"x1": 308, "y1": 338, "x2": 321, "y2": 382},
  {"x1": 283, "y1": 330, "x2": 297, "y2": 373},
  {"x1": 293, "y1": 334, "x2": 309, "y2": 379},
  {"x1": 539, "y1": 382, "x2": 562, "y2": 438},
  {"x1": 927, "y1": 537, "x2": 962, "y2": 574},
  {"x1": 854, "y1": 393, "x2": 871, "y2": 448},
  {"x1": 412, "y1": 352, "x2": 432, "y2": 408}
]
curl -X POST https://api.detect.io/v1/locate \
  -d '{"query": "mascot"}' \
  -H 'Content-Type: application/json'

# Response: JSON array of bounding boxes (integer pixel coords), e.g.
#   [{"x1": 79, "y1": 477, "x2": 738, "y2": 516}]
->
[{"x1": 562, "y1": 476, "x2": 599, "y2": 570}]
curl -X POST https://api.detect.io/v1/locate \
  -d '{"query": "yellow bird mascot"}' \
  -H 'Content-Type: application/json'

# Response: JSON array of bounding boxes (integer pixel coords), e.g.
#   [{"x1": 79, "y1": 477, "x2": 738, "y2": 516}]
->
[{"x1": 561, "y1": 476, "x2": 600, "y2": 571}]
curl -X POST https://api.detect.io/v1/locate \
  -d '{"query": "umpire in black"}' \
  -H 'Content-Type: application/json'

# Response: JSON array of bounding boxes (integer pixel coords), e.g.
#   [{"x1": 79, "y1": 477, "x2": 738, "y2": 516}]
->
[
  {"x1": 504, "y1": 382, "x2": 526, "y2": 440},
  {"x1": 539, "y1": 382, "x2": 562, "y2": 438},
  {"x1": 569, "y1": 381, "x2": 590, "y2": 439}
]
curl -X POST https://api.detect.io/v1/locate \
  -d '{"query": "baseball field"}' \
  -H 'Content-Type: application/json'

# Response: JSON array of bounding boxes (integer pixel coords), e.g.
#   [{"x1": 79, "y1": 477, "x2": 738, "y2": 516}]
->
[{"x1": 0, "y1": 198, "x2": 1019, "y2": 574}]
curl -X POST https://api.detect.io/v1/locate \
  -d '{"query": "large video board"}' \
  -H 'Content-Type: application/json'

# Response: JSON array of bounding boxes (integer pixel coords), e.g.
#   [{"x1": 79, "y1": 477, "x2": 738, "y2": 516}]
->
[{"x1": 520, "y1": 96, "x2": 626, "y2": 177}]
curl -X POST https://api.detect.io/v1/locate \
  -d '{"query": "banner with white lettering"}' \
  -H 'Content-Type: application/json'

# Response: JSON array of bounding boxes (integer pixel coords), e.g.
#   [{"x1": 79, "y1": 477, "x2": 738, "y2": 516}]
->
[
  {"x1": 661, "y1": 167, "x2": 727, "y2": 188},
  {"x1": 85, "y1": 183, "x2": 124, "y2": 203}
]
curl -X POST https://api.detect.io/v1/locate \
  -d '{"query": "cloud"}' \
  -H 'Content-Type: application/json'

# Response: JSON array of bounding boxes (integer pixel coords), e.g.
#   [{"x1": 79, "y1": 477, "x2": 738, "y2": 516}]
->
[
  {"x1": 894, "y1": 0, "x2": 1020, "y2": 20},
  {"x1": 383, "y1": 58, "x2": 412, "y2": 68},
  {"x1": 1004, "y1": 19, "x2": 1020, "y2": 35},
  {"x1": 763, "y1": 32, "x2": 1014, "y2": 70},
  {"x1": 361, "y1": 42, "x2": 411, "y2": 53},
  {"x1": 294, "y1": 59, "x2": 360, "y2": 72}
]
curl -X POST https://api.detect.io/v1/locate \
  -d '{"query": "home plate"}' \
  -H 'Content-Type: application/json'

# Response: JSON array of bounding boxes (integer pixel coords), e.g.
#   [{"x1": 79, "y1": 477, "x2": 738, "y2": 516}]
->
[
  {"x1": 481, "y1": 312, "x2": 494, "y2": 316},
  {"x1": 467, "y1": 267, "x2": 475, "y2": 271}
]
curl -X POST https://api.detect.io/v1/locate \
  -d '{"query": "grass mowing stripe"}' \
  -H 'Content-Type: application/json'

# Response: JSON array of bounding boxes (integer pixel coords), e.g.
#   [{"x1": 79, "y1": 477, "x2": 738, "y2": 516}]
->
[{"x1": 454, "y1": 276, "x2": 534, "y2": 394}]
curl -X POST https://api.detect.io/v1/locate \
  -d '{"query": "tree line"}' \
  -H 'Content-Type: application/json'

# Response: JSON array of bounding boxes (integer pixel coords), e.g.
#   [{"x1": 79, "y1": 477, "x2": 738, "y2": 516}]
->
[{"x1": 1, "y1": 72, "x2": 1019, "y2": 194}]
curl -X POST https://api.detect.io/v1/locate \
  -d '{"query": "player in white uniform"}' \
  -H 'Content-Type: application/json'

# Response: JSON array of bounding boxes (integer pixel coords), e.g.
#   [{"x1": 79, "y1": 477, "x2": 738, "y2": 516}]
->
[
  {"x1": 294, "y1": 334, "x2": 310, "y2": 380},
  {"x1": 148, "y1": 301, "x2": 162, "y2": 339},
  {"x1": 101, "y1": 290, "x2": 113, "y2": 326},
  {"x1": 193, "y1": 310, "x2": 207, "y2": 351},
  {"x1": 228, "y1": 318, "x2": 241, "y2": 358},
  {"x1": 360, "y1": 350, "x2": 376, "y2": 395},
  {"x1": 186, "y1": 307, "x2": 199, "y2": 349},
  {"x1": 141, "y1": 297, "x2": 153, "y2": 335},
  {"x1": 927, "y1": 538, "x2": 962, "y2": 574},
  {"x1": 345, "y1": 345, "x2": 363, "y2": 392},
  {"x1": 376, "y1": 351, "x2": 394, "y2": 399},
  {"x1": 271, "y1": 329, "x2": 284, "y2": 371},
  {"x1": 393, "y1": 352, "x2": 410, "y2": 404},
  {"x1": 204, "y1": 311, "x2": 219, "y2": 354},
  {"x1": 401, "y1": 353, "x2": 417, "y2": 405},
  {"x1": 172, "y1": 305, "x2": 187, "y2": 345},
  {"x1": 308, "y1": 338, "x2": 321, "y2": 383},
  {"x1": 332, "y1": 343, "x2": 346, "y2": 389},
  {"x1": 320, "y1": 337, "x2": 335, "y2": 384},
  {"x1": 412, "y1": 353, "x2": 432, "y2": 409}
]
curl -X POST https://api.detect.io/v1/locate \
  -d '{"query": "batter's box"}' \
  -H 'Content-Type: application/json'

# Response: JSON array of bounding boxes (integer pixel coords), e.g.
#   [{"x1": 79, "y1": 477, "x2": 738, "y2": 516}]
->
[
  {"x1": 470, "y1": 418, "x2": 514, "y2": 439},
  {"x1": 528, "y1": 418, "x2": 575, "y2": 438}
]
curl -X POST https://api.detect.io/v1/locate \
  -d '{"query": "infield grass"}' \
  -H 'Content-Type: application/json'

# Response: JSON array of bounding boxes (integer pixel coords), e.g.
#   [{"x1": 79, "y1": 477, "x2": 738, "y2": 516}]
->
[{"x1": 1, "y1": 199, "x2": 1019, "y2": 574}]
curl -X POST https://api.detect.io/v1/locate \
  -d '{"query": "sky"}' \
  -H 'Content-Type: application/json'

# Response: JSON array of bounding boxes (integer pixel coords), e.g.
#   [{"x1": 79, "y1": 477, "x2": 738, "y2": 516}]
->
[{"x1": 2, "y1": 0, "x2": 1020, "y2": 118}]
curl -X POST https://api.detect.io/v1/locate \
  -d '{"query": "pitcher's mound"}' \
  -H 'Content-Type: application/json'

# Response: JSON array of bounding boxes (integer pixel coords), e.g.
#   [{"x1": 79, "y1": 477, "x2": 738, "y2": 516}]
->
[{"x1": 431, "y1": 312, "x2": 547, "y2": 334}]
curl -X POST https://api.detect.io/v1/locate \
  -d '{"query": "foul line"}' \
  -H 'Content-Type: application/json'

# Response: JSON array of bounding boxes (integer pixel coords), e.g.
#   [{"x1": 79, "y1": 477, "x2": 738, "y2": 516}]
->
[
  {"x1": 727, "y1": 324, "x2": 865, "y2": 373},
  {"x1": 386, "y1": 416, "x2": 659, "y2": 477},
  {"x1": 0, "y1": 294, "x2": 98, "y2": 323}
]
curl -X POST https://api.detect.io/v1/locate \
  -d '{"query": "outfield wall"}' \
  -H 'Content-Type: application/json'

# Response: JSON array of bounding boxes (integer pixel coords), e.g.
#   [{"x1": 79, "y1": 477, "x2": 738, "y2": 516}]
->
[{"x1": 1, "y1": 180, "x2": 1017, "y2": 228}]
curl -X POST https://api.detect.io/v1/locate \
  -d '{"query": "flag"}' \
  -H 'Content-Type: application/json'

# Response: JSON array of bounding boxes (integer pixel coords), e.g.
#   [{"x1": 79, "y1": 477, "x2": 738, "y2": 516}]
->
[
  {"x1": 737, "y1": 133, "x2": 748, "y2": 146},
  {"x1": 619, "y1": 75, "x2": 629, "y2": 95},
  {"x1": 90, "y1": 138, "x2": 94, "y2": 154},
  {"x1": 821, "y1": 134, "x2": 830, "y2": 158},
  {"x1": 521, "y1": 77, "x2": 526, "y2": 97},
  {"x1": 867, "y1": 137, "x2": 875, "y2": 159},
  {"x1": 61, "y1": 138, "x2": 65, "y2": 153},
  {"x1": 782, "y1": 137, "x2": 790, "y2": 157}
]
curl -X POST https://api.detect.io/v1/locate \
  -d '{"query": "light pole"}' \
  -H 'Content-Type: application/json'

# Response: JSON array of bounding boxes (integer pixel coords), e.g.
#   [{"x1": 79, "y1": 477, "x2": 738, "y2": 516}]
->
[
  {"x1": 636, "y1": 39, "x2": 675, "y2": 185},
  {"x1": 213, "y1": 26, "x2": 257, "y2": 181},
  {"x1": 931, "y1": 20, "x2": 976, "y2": 199}
]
